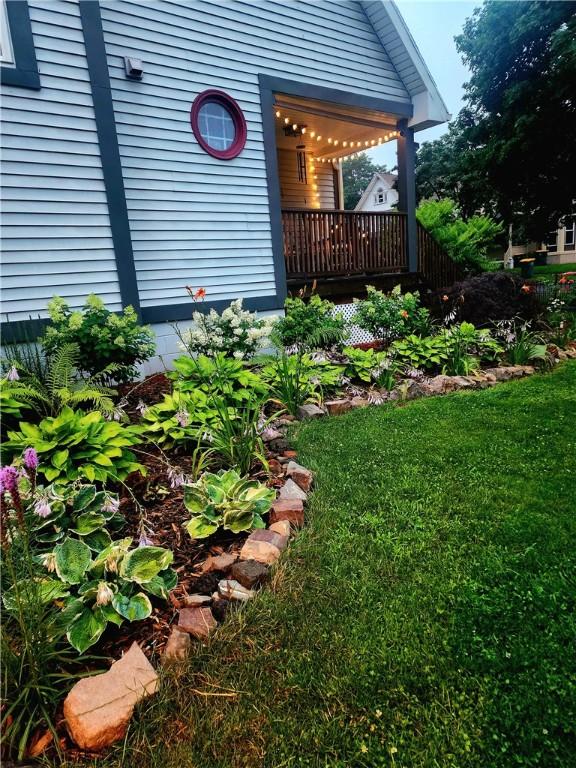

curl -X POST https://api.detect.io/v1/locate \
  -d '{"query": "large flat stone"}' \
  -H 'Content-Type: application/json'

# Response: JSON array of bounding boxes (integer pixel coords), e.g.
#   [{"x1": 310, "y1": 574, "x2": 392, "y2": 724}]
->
[
  {"x1": 278, "y1": 478, "x2": 307, "y2": 503},
  {"x1": 297, "y1": 403, "x2": 325, "y2": 420},
  {"x1": 240, "y1": 528, "x2": 288, "y2": 565},
  {"x1": 325, "y1": 399, "x2": 353, "y2": 416},
  {"x1": 200, "y1": 552, "x2": 238, "y2": 573},
  {"x1": 63, "y1": 642, "x2": 158, "y2": 751},
  {"x1": 230, "y1": 560, "x2": 269, "y2": 589},
  {"x1": 217, "y1": 579, "x2": 254, "y2": 601},
  {"x1": 178, "y1": 606, "x2": 217, "y2": 639},
  {"x1": 269, "y1": 498, "x2": 304, "y2": 527},
  {"x1": 269, "y1": 520, "x2": 291, "y2": 538},
  {"x1": 285, "y1": 461, "x2": 314, "y2": 492}
]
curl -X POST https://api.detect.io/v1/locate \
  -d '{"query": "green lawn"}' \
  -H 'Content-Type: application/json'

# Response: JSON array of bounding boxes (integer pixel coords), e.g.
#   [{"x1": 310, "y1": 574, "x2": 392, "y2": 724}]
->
[
  {"x1": 510, "y1": 262, "x2": 576, "y2": 282},
  {"x1": 77, "y1": 363, "x2": 576, "y2": 768}
]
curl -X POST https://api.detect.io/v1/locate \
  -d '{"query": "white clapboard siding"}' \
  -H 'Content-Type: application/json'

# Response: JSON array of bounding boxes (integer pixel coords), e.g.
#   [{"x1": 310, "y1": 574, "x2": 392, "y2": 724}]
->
[
  {"x1": 100, "y1": 0, "x2": 409, "y2": 308},
  {"x1": 278, "y1": 150, "x2": 335, "y2": 210},
  {"x1": 0, "y1": 0, "x2": 122, "y2": 323}
]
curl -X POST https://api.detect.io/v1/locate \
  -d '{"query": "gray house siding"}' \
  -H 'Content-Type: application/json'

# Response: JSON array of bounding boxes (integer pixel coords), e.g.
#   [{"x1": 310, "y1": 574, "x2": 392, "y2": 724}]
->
[
  {"x1": 1, "y1": 0, "x2": 122, "y2": 323},
  {"x1": 99, "y1": 0, "x2": 410, "y2": 312}
]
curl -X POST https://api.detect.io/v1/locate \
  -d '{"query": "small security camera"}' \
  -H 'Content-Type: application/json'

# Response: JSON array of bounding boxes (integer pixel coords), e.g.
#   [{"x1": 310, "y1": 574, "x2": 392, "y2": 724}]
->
[{"x1": 124, "y1": 57, "x2": 143, "y2": 80}]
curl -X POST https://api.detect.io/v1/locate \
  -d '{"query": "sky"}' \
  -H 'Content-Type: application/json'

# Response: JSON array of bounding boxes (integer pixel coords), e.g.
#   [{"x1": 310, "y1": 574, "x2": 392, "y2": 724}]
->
[{"x1": 369, "y1": 0, "x2": 479, "y2": 169}]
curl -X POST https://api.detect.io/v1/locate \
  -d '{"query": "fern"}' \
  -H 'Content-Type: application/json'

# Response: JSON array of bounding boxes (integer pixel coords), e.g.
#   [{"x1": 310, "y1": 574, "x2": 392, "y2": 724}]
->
[{"x1": 1, "y1": 343, "x2": 117, "y2": 419}]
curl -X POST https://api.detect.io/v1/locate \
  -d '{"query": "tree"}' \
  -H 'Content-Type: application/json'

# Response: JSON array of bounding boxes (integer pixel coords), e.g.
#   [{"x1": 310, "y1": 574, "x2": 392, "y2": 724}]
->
[
  {"x1": 341, "y1": 153, "x2": 389, "y2": 210},
  {"x1": 454, "y1": 1, "x2": 576, "y2": 240}
]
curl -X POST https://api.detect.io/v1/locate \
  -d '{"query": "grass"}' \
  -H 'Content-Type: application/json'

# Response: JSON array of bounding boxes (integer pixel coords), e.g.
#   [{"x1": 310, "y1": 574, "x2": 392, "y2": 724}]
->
[
  {"x1": 61, "y1": 363, "x2": 576, "y2": 768},
  {"x1": 510, "y1": 262, "x2": 576, "y2": 282}
]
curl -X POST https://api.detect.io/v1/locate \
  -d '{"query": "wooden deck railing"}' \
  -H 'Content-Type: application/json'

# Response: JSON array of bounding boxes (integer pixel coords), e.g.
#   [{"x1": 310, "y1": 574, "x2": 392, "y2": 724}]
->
[
  {"x1": 282, "y1": 209, "x2": 465, "y2": 291},
  {"x1": 282, "y1": 209, "x2": 408, "y2": 279}
]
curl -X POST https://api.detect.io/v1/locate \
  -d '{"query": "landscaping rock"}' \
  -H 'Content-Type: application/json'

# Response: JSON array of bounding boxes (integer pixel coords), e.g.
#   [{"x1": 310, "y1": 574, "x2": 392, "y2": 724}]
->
[
  {"x1": 270, "y1": 498, "x2": 305, "y2": 527},
  {"x1": 350, "y1": 395, "x2": 369, "y2": 408},
  {"x1": 485, "y1": 366, "x2": 532, "y2": 381},
  {"x1": 178, "y1": 606, "x2": 217, "y2": 639},
  {"x1": 182, "y1": 594, "x2": 212, "y2": 607},
  {"x1": 421, "y1": 375, "x2": 458, "y2": 395},
  {"x1": 261, "y1": 427, "x2": 283, "y2": 442},
  {"x1": 278, "y1": 478, "x2": 307, "y2": 503},
  {"x1": 285, "y1": 461, "x2": 314, "y2": 492},
  {"x1": 297, "y1": 403, "x2": 325, "y2": 420},
  {"x1": 269, "y1": 437, "x2": 292, "y2": 454},
  {"x1": 269, "y1": 520, "x2": 291, "y2": 538},
  {"x1": 64, "y1": 642, "x2": 158, "y2": 752},
  {"x1": 218, "y1": 579, "x2": 254, "y2": 601},
  {"x1": 325, "y1": 399, "x2": 353, "y2": 416},
  {"x1": 201, "y1": 552, "x2": 238, "y2": 573},
  {"x1": 283, "y1": 450, "x2": 298, "y2": 459},
  {"x1": 240, "y1": 528, "x2": 288, "y2": 564},
  {"x1": 230, "y1": 559, "x2": 269, "y2": 589},
  {"x1": 211, "y1": 597, "x2": 230, "y2": 622},
  {"x1": 162, "y1": 627, "x2": 191, "y2": 664}
]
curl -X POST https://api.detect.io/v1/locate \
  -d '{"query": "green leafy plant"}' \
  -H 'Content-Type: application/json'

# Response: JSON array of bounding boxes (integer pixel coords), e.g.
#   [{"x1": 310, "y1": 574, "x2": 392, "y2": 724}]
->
[
  {"x1": 171, "y1": 353, "x2": 269, "y2": 405},
  {"x1": 354, "y1": 285, "x2": 431, "y2": 343},
  {"x1": 183, "y1": 469, "x2": 275, "y2": 539},
  {"x1": 1, "y1": 343, "x2": 116, "y2": 421},
  {"x1": 204, "y1": 397, "x2": 270, "y2": 476},
  {"x1": 274, "y1": 294, "x2": 346, "y2": 350},
  {"x1": 139, "y1": 389, "x2": 219, "y2": 450},
  {"x1": 391, "y1": 334, "x2": 449, "y2": 372},
  {"x1": 416, "y1": 198, "x2": 503, "y2": 273},
  {"x1": 342, "y1": 346, "x2": 387, "y2": 383},
  {"x1": 4, "y1": 407, "x2": 144, "y2": 484},
  {"x1": 495, "y1": 319, "x2": 549, "y2": 366},
  {"x1": 42, "y1": 294, "x2": 155, "y2": 384},
  {"x1": 259, "y1": 352, "x2": 343, "y2": 416}
]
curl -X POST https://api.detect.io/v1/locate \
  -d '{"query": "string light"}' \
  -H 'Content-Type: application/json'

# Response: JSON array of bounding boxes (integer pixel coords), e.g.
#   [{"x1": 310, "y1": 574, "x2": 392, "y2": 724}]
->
[{"x1": 273, "y1": 108, "x2": 399, "y2": 161}]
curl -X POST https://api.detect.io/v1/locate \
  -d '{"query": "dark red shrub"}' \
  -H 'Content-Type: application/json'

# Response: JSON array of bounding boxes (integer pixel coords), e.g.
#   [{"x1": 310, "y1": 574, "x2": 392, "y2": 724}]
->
[{"x1": 427, "y1": 272, "x2": 542, "y2": 327}]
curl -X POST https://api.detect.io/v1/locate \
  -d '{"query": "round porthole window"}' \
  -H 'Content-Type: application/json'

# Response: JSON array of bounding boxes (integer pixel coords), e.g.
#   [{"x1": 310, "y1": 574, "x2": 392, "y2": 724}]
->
[{"x1": 190, "y1": 90, "x2": 247, "y2": 160}]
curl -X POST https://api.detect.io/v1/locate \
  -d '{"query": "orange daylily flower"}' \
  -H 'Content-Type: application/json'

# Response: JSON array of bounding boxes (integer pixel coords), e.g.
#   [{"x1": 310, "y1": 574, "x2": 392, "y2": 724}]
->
[
  {"x1": 441, "y1": 294, "x2": 449, "y2": 302},
  {"x1": 195, "y1": 287, "x2": 207, "y2": 299},
  {"x1": 400, "y1": 309, "x2": 409, "y2": 319},
  {"x1": 520, "y1": 284, "x2": 533, "y2": 293}
]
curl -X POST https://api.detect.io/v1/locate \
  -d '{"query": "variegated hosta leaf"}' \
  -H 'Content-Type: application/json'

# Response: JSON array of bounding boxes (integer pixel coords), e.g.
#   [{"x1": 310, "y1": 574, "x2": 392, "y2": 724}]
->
[
  {"x1": 54, "y1": 538, "x2": 92, "y2": 584},
  {"x1": 185, "y1": 517, "x2": 219, "y2": 540},
  {"x1": 66, "y1": 606, "x2": 108, "y2": 653},
  {"x1": 119, "y1": 545, "x2": 173, "y2": 584},
  {"x1": 112, "y1": 592, "x2": 152, "y2": 621}
]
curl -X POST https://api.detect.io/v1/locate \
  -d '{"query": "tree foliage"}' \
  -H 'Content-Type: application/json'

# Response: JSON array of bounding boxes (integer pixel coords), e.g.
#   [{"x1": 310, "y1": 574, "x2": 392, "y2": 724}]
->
[
  {"x1": 416, "y1": 1, "x2": 576, "y2": 240},
  {"x1": 341, "y1": 153, "x2": 389, "y2": 210}
]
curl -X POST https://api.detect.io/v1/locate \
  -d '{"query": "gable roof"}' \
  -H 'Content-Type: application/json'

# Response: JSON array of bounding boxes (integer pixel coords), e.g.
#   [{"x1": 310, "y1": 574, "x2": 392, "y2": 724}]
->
[
  {"x1": 361, "y1": 0, "x2": 451, "y2": 130},
  {"x1": 355, "y1": 171, "x2": 398, "y2": 210}
]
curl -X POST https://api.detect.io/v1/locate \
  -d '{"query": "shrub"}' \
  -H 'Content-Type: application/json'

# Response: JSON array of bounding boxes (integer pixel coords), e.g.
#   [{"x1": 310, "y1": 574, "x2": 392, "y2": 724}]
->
[
  {"x1": 4, "y1": 407, "x2": 144, "y2": 484},
  {"x1": 177, "y1": 297, "x2": 277, "y2": 360},
  {"x1": 183, "y1": 469, "x2": 275, "y2": 539},
  {"x1": 354, "y1": 285, "x2": 432, "y2": 343},
  {"x1": 42, "y1": 295, "x2": 155, "y2": 384},
  {"x1": 416, "y1": 198, "x2": 503, "y2": 273},
  {"x1": 274, "y1": 295, "x2": 346, "y2": 350},
  {"x1": 434, "y1": 271, "x2": 542, "y2": 327}
]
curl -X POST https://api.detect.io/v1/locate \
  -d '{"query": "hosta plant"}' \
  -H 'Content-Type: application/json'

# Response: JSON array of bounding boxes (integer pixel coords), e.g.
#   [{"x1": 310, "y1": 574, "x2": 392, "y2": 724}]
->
[
  {"x1": 391, "y1": 334, "x2": 449, "y2": 373},
  {"x1": 139, "y1": 389, "x2": 219, "y2": 449},
  {"x1": 342, "y1": 346, "x2": 387, "y2": 383},
  {"x1": 3, "y1": 538, "x2": 177, "y2": 653},
  {"x1": 3, "y1": 406, "x2": 144, "y2": 484},
  {"x1": 171, "y1": 353, "x2": 268, "y2": 406},
  {"x1": 183, "y1": 469, "x2": 275, "y2": 539}
]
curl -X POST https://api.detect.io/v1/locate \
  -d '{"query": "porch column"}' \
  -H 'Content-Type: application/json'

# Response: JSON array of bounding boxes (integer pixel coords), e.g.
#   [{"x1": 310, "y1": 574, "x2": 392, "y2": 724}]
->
[{"x1": 396, "y1": 119, "x2": 418, "y2": 273}]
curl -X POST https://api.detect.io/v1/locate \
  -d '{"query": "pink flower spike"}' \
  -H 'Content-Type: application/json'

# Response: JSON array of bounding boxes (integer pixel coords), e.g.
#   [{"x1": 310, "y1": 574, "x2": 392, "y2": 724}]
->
[
  {"x1": 0, "y1": 466, "x2": 20, "y2": 493},
  {"x1": 23, "y1": 448, "x2": 39, "y2": 470},
  {"x1": 6, "y1": 366, "x2": 19, "y2": 381}
]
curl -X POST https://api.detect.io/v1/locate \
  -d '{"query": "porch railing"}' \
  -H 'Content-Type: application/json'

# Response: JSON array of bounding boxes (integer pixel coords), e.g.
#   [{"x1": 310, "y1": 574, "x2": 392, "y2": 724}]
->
[
  {"x1": 282, "y1": 209, "x2": 465, "y2": 291},
  {"x1": 282, "y1": 209, "x2": 407, "y2": 279}
]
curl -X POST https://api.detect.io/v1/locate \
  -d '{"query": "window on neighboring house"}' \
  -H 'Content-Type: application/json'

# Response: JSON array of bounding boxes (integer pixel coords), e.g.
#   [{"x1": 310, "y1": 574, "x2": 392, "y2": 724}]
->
[
  {"x1": 0, "y1": 0, "x2": 40, "y2": 89},
  {"x1": 564, "y1": 219, "x2": 575, "y2": 250},
  {"x1": 375, "y1": 188, "x2": 385, "y2": 204},
  {"x1": 546, "y1": 229, "x2": 558, "y2": 253}
]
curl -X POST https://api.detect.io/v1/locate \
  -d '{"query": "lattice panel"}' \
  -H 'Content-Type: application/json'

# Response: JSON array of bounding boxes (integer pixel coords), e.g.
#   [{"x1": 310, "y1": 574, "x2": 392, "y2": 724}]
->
[{"x1": 333, "y1": 302, "x2": 375, "y2": 345}]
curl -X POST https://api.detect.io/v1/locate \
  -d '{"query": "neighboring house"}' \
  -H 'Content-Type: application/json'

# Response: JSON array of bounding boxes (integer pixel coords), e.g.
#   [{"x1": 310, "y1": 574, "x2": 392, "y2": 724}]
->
[
  {"x1": 1, "y1": 0, "x2": 451, "y2": 366},
  {"x1": 506, "y1": 218, "x2": 576, "y2": 266},
  {"x1": 355, "y1": 171, "x2": 399, "y2": 212}
]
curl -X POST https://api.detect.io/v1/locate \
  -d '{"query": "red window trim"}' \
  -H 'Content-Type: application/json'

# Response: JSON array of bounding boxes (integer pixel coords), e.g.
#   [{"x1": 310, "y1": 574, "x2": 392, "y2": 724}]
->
[{"x1": 190, "y1": 89, "x2": 247, "y2": 160}]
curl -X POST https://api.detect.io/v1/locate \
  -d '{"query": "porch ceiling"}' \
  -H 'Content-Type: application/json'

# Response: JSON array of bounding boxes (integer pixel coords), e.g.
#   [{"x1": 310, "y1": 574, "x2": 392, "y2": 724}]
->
[{"x1": 273, "y1": 93, "x2": 399, "y2": 161}]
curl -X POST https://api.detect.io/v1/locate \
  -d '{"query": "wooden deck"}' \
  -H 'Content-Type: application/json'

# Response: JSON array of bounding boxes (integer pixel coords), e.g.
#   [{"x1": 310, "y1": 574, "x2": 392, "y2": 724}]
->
[{"x1": 282, "y1": 209, "x2": 463, "y2": 293}]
